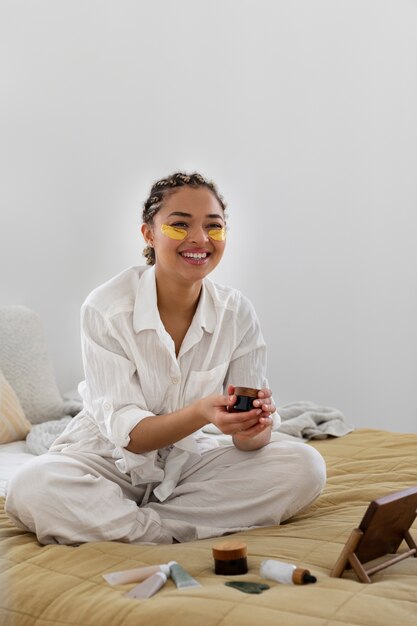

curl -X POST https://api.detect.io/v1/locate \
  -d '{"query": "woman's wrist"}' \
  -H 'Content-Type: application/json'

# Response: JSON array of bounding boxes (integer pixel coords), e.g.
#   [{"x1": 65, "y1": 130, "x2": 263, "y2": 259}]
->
[
  {"x1": 193, "y1": 398, "x2": 211, "y2": 426},
  {"x1": 233, "y1": 424, "x2": 272, "y2": 450}
]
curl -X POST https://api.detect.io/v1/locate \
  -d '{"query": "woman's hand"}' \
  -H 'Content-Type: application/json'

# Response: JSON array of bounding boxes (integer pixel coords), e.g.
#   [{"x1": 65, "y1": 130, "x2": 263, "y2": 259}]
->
[
  {"x1": 195, "y1": 391, "x2": 263, "y2": 436},
  {"x1": 227, "y1": 385, "x2": 275, "y2": 450},
  {"x1": 195, "y1": 385, "x2": 275, "y2": 445}
]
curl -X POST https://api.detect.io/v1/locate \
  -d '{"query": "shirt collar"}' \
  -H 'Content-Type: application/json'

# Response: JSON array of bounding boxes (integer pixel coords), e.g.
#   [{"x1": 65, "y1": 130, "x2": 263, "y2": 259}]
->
[
  {"x1": 133, "y1": 266, "x2": 160, "y2": 333},
  {"x1": 132, "y1": 266, "x2": 217, "y2": 335}
]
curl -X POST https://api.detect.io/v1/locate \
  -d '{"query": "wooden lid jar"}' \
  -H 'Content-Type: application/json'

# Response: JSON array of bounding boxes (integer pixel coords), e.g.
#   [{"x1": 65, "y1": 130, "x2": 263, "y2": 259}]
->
[
  {"x1": 212, "y1": 541, "x2": 248, "y2": 575},
  {"x1": 232, "y1": 387, "x2": 259, "y2": 412}
]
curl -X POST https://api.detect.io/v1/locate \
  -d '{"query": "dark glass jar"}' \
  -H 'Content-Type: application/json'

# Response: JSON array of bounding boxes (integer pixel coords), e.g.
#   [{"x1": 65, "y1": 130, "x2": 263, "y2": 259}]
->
[{"x1": 231, "y1": 387, "x2": 259, "y2": 412}]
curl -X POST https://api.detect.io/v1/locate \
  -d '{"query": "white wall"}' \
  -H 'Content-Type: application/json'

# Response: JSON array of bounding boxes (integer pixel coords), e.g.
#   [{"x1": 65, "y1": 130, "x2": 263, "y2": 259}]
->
[{"x1": 1, "y1": 1, "x2": 416, "y2": 432}]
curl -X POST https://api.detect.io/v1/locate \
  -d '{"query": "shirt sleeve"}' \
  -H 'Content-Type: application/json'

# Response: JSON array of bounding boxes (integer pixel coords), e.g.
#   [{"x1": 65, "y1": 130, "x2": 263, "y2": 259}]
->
[
  {"x1": 224, "y1": 295, "x2": 281, "y2": 429},
  {"x1": 80, "y1": 303, "x2": 154, "y2": 448}
]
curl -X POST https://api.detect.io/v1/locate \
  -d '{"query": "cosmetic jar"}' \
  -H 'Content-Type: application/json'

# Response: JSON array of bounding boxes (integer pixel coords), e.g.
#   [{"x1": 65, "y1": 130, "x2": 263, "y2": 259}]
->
[
  {"x1": 232, "y1": 387, "x2": 259, "y2": 412},
  {"x1": 212, "y1": 541, "x2": 248, "y2": 575}
]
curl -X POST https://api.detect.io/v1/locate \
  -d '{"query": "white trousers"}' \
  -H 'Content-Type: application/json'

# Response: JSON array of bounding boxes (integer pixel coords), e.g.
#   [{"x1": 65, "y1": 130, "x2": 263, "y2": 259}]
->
[{"x1": 5, "y1": 441, "x2": 326, "y2": 545}]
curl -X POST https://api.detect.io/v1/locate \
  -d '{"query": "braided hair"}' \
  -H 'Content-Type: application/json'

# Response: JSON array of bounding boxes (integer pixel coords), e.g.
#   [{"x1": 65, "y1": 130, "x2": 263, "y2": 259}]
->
[{"x1": 142, "y1": 172, "x2": 227, "y2": 265}]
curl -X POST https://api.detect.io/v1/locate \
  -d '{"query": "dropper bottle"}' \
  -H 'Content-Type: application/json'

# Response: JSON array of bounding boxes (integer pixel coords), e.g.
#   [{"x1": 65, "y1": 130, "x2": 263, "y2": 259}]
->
[{"x1": 260, "y1": 559, "x2": 317, "y2": 585}]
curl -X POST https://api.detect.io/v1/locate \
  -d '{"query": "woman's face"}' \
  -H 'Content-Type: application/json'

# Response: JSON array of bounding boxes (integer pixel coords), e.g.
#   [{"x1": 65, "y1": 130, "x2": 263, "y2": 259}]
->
[{"x1": 142, "y1": 186, "x2": 226, "y2": 285}]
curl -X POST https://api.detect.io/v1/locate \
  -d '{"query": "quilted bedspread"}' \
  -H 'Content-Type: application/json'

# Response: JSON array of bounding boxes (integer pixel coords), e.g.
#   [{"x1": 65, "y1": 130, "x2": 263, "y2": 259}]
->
[{"x1": 1, "y1": 428, "x2": 417, "y2": 626}]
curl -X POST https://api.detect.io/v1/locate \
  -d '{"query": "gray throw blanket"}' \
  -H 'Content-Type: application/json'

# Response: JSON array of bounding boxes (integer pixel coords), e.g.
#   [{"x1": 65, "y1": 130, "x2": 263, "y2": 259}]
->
[
  {"x1": 26, "y1": 390, "x2": 83, "y2": 455},
  {"x1": 277, "y1": 401, "x2": 353, "y2": 439}
]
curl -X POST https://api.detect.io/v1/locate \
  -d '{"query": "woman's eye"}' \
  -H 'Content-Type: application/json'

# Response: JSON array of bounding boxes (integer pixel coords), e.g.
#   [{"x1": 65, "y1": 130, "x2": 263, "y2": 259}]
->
[
  {"x1": 171, "y1": 222, "x2": 188, "y2": 228},
  {"x1": 207, "y1": 223, "x2": 223, "y2": 229}
]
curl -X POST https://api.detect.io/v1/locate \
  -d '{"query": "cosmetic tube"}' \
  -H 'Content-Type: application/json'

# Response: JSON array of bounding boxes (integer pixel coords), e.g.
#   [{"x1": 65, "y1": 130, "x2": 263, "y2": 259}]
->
[
  {"x1": 260, "y1": 559, "x2": 317, "y2": 585},
  {"x1": 168, "y1": 561, "x2": 201, "y2": 589},
  {"x1": 103, "y1": 563, "x2": 170, "y2": 586},
  {"x1": 124, "y1": 571, "x2": 168, "y2": 600}
]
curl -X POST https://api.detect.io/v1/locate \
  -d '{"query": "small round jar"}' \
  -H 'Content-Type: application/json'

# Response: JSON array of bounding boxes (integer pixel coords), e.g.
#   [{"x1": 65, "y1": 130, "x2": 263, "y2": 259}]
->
[
  {"x1": 232, "y1": 387, "x2": 259, "y2": 412},
  {"x1": 212, "y1": 541, "x2": 248, "y2": 575}
]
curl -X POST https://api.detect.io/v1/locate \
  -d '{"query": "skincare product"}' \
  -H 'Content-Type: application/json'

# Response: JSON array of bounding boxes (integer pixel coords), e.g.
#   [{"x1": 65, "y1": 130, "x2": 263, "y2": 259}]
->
[
  {"x1": 168, "y1": 561, "x2": 201, "y2": 589},
  {"x1": 212, "y1": 541, "x2": 248, "y2": 575},
  {"x1": 124, "y1": 571, "x2": 167, "y2": 599},
  {"x1": 260, "y1": 559, "x2": 317, "y2": 585},
  {"x1": 103, "y1": 563, "x2": 170, "y2": 586},
  {"x1": 231, "y1": 387, "x2": 259, "y2": 412}
]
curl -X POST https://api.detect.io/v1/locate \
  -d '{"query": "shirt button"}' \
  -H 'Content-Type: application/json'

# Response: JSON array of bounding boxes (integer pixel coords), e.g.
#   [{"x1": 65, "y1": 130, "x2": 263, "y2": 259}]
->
[
  {"x1": 171, "y1": 377, "x2": 179, "y2": 384},
  {"x1": 103, "y1": 401, "x2": 112, "y2": 410}
]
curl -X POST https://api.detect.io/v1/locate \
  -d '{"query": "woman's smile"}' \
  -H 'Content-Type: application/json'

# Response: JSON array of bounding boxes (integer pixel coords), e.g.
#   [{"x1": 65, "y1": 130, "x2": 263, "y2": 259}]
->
[{"x1": 179, "y1": 248, "x2": 211, "y2": 265}]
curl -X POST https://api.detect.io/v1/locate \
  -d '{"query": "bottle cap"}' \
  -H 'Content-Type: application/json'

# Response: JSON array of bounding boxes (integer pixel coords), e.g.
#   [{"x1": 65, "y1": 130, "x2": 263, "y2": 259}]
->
[
  {"x1": 212, "y1": 541, "x2": 247, "y2": 561},
  {"x1": 292, "y1": 568, "x2": 317, "y2": 585},
  {"x1": 303, "y1": 573, "x2": 317, "y2": 584}
]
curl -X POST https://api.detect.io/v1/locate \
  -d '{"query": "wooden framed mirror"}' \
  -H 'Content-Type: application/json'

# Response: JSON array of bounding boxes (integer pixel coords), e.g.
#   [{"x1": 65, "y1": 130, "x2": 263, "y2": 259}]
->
[{"x1": 331, "y1": 486, "x2": 417, "y2": 583}]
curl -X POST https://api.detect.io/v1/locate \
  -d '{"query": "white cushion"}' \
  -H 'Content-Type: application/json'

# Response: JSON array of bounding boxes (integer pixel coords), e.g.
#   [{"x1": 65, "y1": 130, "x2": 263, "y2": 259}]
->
[{"x1": 0, "y1": 306, "x2": 65, "y2": 424}]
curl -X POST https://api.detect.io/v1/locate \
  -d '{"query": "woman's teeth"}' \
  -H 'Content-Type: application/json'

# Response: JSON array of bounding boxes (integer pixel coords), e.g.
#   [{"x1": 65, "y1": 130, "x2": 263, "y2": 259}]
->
[{"x1": 181, "y1": 252, "x2": 208, "y2": 259}]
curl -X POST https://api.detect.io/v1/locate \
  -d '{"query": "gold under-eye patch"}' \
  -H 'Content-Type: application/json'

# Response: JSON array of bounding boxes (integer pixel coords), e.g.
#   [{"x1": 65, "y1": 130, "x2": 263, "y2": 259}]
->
[
  {"x1": 160, "y1": 224, "x2": 226, "y2": 241},
  {"x1": 208, "y1": 227, "x2": 226, "y2": 241},
  {"x1": 161, "y1": 224, "x2": 187, "y2": 240}
]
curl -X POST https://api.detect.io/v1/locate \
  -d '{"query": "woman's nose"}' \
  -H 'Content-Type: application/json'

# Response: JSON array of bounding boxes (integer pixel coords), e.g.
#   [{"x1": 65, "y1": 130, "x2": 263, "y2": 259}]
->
[{"x1": 188, "y1": 225, "x2": 208, "y2": 244}]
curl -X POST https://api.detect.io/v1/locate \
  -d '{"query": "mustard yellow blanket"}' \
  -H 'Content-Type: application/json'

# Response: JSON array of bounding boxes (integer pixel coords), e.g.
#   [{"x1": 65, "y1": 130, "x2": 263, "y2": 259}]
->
[{"x1": 1, "y1": 429, "x2": 417, "y2": 626}]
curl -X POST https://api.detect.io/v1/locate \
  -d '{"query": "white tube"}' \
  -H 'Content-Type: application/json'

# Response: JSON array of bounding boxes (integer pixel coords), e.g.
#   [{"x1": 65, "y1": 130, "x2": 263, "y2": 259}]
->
[
  {"x1": 103, "y1": 563, "x2": 170, "y2": 586},
  {"x1": 124, "y1": 572, "x2": 168, "y2": 599}
]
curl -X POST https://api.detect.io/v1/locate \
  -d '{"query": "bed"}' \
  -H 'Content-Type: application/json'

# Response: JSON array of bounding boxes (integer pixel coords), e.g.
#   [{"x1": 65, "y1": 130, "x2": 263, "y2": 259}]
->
[{"x1": 1, "y1": 427, "x2": 416, "y2": 626}]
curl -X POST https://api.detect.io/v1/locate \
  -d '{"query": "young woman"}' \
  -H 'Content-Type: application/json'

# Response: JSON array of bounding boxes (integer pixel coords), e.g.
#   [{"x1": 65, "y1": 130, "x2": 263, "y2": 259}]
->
[{"x1": 6, "y1": 172, "x2": 326, "y2": 545}]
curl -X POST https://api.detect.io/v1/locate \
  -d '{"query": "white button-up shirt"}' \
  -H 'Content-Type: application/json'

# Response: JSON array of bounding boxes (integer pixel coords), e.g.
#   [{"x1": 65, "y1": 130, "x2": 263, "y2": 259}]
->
[{"x1": 58, "y1": 265, "x2": 279, "y2": 501}]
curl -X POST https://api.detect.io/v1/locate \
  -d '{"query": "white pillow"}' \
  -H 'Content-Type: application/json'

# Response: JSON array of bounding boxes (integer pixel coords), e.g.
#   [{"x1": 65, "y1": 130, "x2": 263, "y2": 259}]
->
[
  {"x1": 0, "y1": 306, "x2": 65, "y2": 424},
  {"x1": 0, "y1": 368, "x2": 32, "y2": 443}
]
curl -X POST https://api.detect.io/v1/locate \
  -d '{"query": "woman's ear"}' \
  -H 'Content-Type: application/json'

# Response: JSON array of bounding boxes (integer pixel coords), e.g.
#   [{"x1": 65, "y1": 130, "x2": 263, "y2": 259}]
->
[{"x1": 141, "y1": 223, "x2": 154, "y2": 247}]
